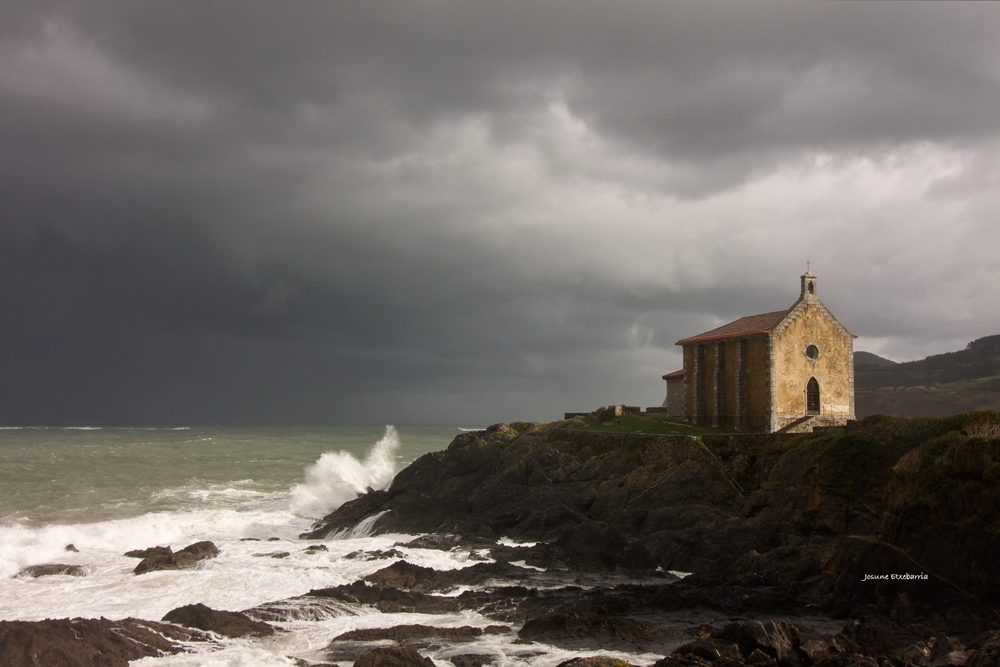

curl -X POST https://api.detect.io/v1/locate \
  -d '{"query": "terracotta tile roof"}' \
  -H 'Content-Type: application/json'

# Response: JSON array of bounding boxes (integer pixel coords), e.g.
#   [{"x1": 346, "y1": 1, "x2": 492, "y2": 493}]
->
[
  {"x1": 676, "y1": 309, "x2": 790, "y2": 345},
  {"x1": 662, "y1": 369, "x2": 685, "y2": 379}
]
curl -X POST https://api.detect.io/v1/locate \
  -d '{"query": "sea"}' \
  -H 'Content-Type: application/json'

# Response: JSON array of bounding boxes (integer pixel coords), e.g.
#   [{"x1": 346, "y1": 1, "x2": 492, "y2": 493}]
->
[{"x1": 0, "y1": 425, "x2": 663, "y2": 666}]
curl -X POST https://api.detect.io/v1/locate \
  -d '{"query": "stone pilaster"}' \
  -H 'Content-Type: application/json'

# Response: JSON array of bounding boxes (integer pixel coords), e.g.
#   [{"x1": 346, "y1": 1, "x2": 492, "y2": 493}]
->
[
  {"x1": 712, "y1": 342, "x2": 725, "y2": 428},
  {"x1": 735, "y1": 338, "x2": 747, "y2": 431},
  {"x1": 692, "y1": 344, "x2": 705, "y2": 424},
  {"x1": 767, "y1": 334, "x2": 777, "y2": 433},
  {"x1": 848, "y1": 337, "x2": 856, "y2": 420}
]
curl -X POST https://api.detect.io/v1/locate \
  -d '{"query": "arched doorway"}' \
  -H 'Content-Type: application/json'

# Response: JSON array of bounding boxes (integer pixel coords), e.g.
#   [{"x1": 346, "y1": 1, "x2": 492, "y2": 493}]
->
[{"x1": 806, "y1": 377, "x2": 820, "y2": 415}]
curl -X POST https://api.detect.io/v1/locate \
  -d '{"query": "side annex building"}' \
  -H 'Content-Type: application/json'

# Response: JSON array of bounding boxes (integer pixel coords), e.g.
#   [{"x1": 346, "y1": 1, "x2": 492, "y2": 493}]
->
[{"x1": 663, "y1": 271, "x2": 856, "y2": 433}]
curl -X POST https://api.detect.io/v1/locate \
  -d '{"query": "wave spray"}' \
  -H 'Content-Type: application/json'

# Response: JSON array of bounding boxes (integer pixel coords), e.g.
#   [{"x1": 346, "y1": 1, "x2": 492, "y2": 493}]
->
[{"x1": 289, "y1": 425, "x2": 400, "y2": 519}]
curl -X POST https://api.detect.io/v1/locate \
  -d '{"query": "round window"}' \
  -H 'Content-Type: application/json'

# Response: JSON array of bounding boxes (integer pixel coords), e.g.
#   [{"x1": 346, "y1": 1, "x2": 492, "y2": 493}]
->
[{"x1": 805, "y1": 345, "x2": 819, "y2": 360}]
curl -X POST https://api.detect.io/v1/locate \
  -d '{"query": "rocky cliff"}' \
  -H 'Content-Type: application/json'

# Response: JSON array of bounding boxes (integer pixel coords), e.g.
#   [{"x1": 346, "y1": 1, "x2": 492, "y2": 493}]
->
[{"x1": 305, "y1": 412, "x2": 1000, "y2": 632}]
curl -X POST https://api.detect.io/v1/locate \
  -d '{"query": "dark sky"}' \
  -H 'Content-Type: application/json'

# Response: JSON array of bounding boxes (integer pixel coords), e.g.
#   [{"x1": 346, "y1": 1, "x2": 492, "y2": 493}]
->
[{"x1": 3, "y1": 1, "x2": 999, "y2": 425}]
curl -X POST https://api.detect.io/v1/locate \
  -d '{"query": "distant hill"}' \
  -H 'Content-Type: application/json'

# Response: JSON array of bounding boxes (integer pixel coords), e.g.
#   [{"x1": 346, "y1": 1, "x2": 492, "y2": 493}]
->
[
  {"x1": 854, "y1": 351, "x2": 898, "y2": 368},
  {"x1": 854, "y1": 334, "x2": 1000, "y2": 418}
]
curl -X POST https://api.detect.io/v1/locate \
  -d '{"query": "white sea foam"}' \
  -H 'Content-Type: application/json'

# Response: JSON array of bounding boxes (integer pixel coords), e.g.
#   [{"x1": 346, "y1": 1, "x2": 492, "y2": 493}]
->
[
  {"x1": 497, "y1": 537, "x2": 538, "y2": 548},
  {"x1": 456, "y1": 427, "x2": 484, "y2": 432},
  {"x1": 330, "y1": 510, "x2": 390, "y2": 540},
  {"x1": 289, "y1": 425, "x2": 400, "y2": 519}
]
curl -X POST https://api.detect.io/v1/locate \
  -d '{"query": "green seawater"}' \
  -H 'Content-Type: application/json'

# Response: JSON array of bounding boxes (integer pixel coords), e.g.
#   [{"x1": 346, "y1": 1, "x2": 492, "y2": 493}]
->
[{"x1": 0, "y1": 425, "x2": 464, "y2": 526}]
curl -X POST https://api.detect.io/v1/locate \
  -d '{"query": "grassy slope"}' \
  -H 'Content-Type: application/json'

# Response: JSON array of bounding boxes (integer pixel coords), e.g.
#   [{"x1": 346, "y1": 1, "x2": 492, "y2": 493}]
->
[{"x1": 558, "y1": 411, "x2": 729, "y2": 435}]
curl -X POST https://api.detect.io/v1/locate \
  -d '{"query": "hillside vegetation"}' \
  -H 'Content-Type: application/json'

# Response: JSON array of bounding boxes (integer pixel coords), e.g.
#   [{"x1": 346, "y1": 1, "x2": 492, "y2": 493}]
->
[{"x1": 856, "y1": 334, "x2": 1000, "y2": 417}]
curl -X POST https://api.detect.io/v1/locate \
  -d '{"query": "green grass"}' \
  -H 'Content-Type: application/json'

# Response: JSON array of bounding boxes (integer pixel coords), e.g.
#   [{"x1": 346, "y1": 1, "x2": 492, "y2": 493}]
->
[
  {"x1": 563, "y1": 412, "x2": 730, "y2": 435},
  {"x1": 932, "y1": 374, "x2": 1000, "y2": 392}
]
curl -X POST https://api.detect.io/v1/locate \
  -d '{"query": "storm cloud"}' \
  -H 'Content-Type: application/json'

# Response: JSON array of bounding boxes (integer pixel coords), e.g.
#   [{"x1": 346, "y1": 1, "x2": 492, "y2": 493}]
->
[{"x1": 2, "y1": 1, "x2": 999, "y2": 424}]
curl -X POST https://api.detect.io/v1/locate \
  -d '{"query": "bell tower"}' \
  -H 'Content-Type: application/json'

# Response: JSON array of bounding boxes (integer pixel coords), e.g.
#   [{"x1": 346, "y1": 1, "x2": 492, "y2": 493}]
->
[{"x1": 800, "y1": 267, "x2": 817, "y2": 301}]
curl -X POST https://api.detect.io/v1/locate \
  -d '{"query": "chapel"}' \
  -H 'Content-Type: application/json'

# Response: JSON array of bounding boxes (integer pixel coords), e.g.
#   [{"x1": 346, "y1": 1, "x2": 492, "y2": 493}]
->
[{"x1": 663, "y1": 271, "x2": 856, "y2": 433}]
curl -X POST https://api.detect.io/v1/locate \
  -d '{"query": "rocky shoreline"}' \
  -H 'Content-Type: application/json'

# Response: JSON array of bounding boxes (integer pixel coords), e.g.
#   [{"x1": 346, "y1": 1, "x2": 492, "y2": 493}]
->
[{"x1": 3, "y1": 412, "x2": 1000, "y2": 666}]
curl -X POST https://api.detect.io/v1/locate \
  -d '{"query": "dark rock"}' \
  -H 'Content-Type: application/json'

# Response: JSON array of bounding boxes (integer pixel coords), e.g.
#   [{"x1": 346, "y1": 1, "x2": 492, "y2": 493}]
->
[
  {"x1": 134, "y1": 541, "x2": 219, "y2": 574},
  {"x1": 0, "y1": 617, "x2": 210, "y2": 667},
  {"x1": 800, "y1": 639, "x2": 838, "y2": 665},
  {"x1": 353, "y1": 647, "x2": 437, "y2": 667},
  {"x1": 64, "y1": 544, "x2": 78, "y2": 552},
  {"x1": 746, "y1": 649, "x2": 778, "y2": 666},
  {"x1": 363, "y1": 560, "x2": 540, "y2": 594},
  {"x1": 162, "y1": 603, "x2": 274, "y2": 638},
  {"x1": 928, "y1": 637, "x2": 970, "y2": 667},
  {"x1": 253, "y1": 551, "x2": 290, "y2": 559},
  {"x1": 555, "y1": 523, "x2": 658, "y2": 572},
  {"x1": 811, "y1": 656, "x2": 878, "y2": 667},
  {"x1": 307, "y1": 581, "x2": 462, "y2": 614},
  {"x1": 557, "y1": 658, "x2": 639, "y2": 667},
  {"x1": 652, "y1": 656, "x2": 718, "y2": 667},
  {"x1": 347, "y1": 548, "x2": 405, "y2": 560},
  {"x1": 365, "y1": 560, "x2": 437, "y2": 589},
  {"x1": 451, "y1": 654, "x2": 497, "y2": 667},
  {"x1": 304, "y1": 544, "x2": 329, "y2": 553},
  {"x1": 16, "y1": 563, "x2": 87, "y2": 578},
  {"x1": 330, "y1": 624, "x2": 508, "y2": 643},
  {"x1": 396, "y1": 534, "x2": 467, "y2": 551},
  {"x1": 715, "y1": 620, "x2": 800, "y2": 664},
  {"x1": 125, "y1": 545, "x2": 172, "y2": 559},
  {"x1": 967, "y1": 631, "x2": 1000, "y2": 667},
  {"x1": 517, "y1": 612, "x2": 657, "y2": 644},
  {"x1": 673, "y1": 638, "x2": 743, "y2": 663},
  {"x1": 243, "y1": 595, "x2": 366, "y2": 623}
]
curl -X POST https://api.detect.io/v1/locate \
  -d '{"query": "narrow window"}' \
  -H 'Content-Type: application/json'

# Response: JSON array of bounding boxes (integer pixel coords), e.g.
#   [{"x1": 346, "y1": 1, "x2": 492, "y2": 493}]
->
[
  {"x1": 806, "y1": 377, "x2": 820, "y2": 415},
  {"x1": 808, "y1": 281, "x2": 815, "y2": 294}
]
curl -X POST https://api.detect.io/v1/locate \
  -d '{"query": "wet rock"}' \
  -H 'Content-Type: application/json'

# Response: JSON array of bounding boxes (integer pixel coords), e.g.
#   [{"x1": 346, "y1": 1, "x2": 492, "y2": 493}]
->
[
  {"x1": 307, "y1": 581, "x2": 461, "y2": 614},
  {"x1": 396, "y1": 534, "x2": 467, "y2": 551},
  {"x1": 517, "y1": 612, "x2": 657, "y2": 644},
  {"x1": 347, "y1": 548, "x2": 405, "y2": 560},
  {"x1": 162, "y1": 602, "x2": 274, "y2": 638},
  {"x1": 451, "y1": 654, "x2": 497, "y2": 667},
  {"x1": 715, "y1": 620, "x2": 800, "y2": 664},
  {"x1": 365, "y1": 560, "x2": 435, "y2": 589},
  {"x1": 364, "y1": 560, "x2": 542, "y2": 594},
  {"x1": 557, "y1": 658, "x2": 639, "y2": 667},
  {"x1": 304, "y1": 544, "x2": 329, "y2": 553},
  {"x1": 326, "y1": 624, "x2": 508, "y2": 662},
  {"x1": 0, "y1": 617, "x2": 210, "y2": 667},
  {"x1": 64, "y1": 544, "x2": 78, "y2": 552},
  {"x1": 134, "y1": 541, "x2": 219, "y2": 574},
  {"x1": 353, "y1": 647, "x2": 437, "y2": 667},
  {"x1": 253, "y1": 551, "x2": 290, "y2": 559},
  {"x1": 331, "y1": 623, "x2": 509, "y2": 643},
  {"x1": 243, "y1": 596, "x2": 362, "y2": 623},
  {"x1": 16, "y1": 563, "x2": 87, "y2": 578},
  {"x1": 125, "y1": 545, "x2": 172, "y2": 559}
]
